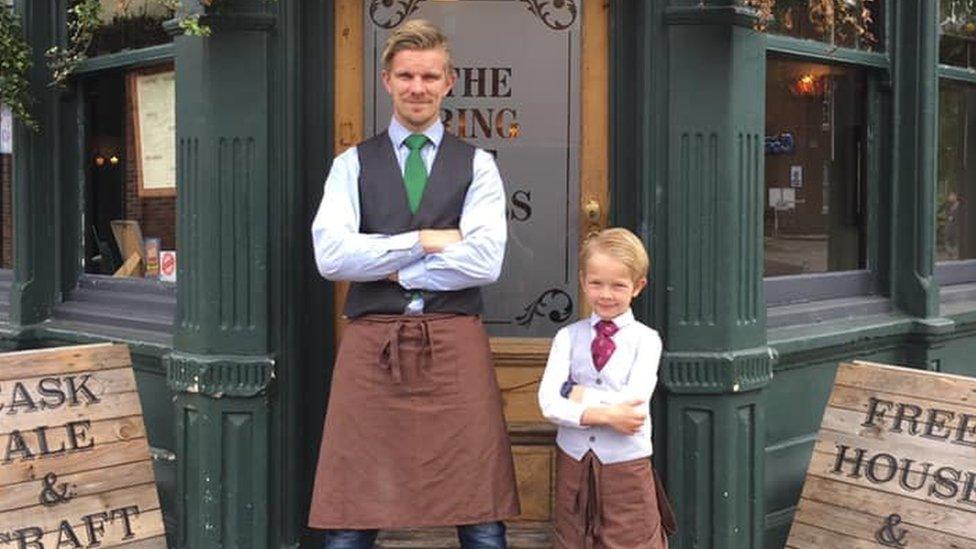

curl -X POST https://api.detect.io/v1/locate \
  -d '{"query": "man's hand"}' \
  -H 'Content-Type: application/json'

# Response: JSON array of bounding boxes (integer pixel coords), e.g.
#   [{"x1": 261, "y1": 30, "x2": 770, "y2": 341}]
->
[
  {"x1": 419, "y1": 229, "x2": 462, "y2": 253},
  {"x1": 581, "y1": 399, "x2": 645, "y2": 435},
  {"x1": 569, "y1": 385, "x2": 585, "y2": 403}
]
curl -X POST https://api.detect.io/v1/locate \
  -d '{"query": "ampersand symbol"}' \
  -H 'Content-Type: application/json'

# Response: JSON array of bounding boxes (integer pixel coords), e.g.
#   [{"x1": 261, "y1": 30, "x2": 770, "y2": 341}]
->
[
  {"x1": 875, "y1": 513, "x2": 908, "y2": 547},
  {"x1": 38, "y1": 472, "x2": 72, "y2": 506}
]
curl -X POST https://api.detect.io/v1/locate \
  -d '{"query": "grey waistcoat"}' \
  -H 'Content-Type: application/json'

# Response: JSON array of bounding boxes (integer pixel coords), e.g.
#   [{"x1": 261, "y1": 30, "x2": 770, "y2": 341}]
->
[{"x1": 343, "y1": 130, "x2": 484, "y2": 318}]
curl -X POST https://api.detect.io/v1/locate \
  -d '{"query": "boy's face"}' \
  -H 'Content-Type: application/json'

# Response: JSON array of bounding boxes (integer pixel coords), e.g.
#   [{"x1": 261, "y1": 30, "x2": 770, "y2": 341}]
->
[{"x1": 580, "y1": 251, "x2": 647, "y2": 321}]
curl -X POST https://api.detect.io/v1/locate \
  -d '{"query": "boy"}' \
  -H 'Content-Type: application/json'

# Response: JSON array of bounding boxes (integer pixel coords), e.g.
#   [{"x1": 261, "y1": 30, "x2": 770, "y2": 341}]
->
[{"x1": 538, "y1": 228, "x2": 675, "y2": 548}]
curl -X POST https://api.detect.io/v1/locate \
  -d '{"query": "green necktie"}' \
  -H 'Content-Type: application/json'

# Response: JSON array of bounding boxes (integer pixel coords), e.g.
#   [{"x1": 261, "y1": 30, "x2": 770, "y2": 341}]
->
[{"x1": 403, "y1": 133, "x2": 429, "y2": 214}]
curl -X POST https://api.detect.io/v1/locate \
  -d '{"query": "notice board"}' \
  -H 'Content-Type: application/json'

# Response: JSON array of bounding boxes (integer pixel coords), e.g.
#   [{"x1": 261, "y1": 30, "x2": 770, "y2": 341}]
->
[
  {"x1": 787, "y1": 361, "x2": 976, "y2": 548},
  {"x1": 0, "y1": 343, "x2": 166, "y2": 548}
]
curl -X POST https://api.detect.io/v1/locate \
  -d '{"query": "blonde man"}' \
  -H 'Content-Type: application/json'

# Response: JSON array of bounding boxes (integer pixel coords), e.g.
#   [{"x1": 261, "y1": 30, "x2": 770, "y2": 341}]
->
[{"x1": 308, "y1": 19, "x2": 519, "y2": 549}]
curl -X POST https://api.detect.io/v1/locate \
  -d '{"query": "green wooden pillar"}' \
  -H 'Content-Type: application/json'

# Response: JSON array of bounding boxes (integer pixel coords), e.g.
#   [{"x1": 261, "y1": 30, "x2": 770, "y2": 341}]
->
[
  {"x1": 890, "y1": 0, "x2": 953, "y2": 365},
  {"x1": 166, "y1": 1, "x2": 276, "y2": 547},
  {"x1": 661, "y1": 3, "x2": 772, "y2": 548},
  {"x1": 10, "y1": 0, "x2": 61, "y2": 326}
]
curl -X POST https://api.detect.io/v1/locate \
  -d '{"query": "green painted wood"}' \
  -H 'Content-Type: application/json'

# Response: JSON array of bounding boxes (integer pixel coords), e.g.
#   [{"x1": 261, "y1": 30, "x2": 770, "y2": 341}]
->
[
  {"x1": 168, "y1": 1, "x2": 278, "y2": 547},
  {"x1": 73, "y1": 43, "x2": 175, "y2": 74},
  {"x1": 765, "y1": 34, "x2": 891, "y2": 69},
  {"x1": 890, "y1": 0, "x2": 941, "y2": 319},
  {"x1": 10, "y1": 0, "x2": 62, "y2": 326},
  {"x1": 176, "y1": 393, "x2": 268, "y2": 549},
  {"x1": 659, "y1": 2, "x2": 772, "y2": 548}
]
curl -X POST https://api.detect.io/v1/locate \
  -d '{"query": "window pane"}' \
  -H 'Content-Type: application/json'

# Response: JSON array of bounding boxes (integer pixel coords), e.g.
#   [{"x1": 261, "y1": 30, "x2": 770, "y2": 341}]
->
[
  {"x1": 941, "y1": 0, "x2": 976, "y2": 68},
  {"x1": 938, "y1": 80, "x2": 976, "y2": 261},
  {"x1": 83, "y1": 66, "x2": 176, "y2": 281},
  {"x1": 768, "y1": 0, "x2": 883, "y2": 52},
  {"x1": 764, "y1": 58, "x2": 868, "y2": 277},
  {"x1": 89, "y1": 0, "x2": 173, "y2": 57},
  {"x1": 1, "y1": 104, "x2": 12, "y2": 269}
]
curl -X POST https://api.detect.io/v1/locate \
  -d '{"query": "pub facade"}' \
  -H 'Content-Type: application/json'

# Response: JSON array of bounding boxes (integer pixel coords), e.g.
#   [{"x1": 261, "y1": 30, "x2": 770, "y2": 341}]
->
[{"x1": 2, "y1": 0, "x2": 975, "y2": 547}]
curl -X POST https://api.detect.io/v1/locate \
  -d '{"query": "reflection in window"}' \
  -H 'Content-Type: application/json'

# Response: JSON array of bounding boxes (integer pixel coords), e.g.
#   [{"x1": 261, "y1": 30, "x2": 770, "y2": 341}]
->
[
  {"x1": 938, "y1": 80, "x2": 976, "y2": 261},
  {"x1": 764, "y1": 58, "x2": 867, "y2": 277},
  {"x1": 89, "y1": 0, "x2": 174, "y2": 57},
  {"x1": 83, "y1": 66, "x2": 176, "y2": 281},
  {"x1": 766, "y1": 0, "x2": 882, "y2": 52},
  {"x1": 1, "y1": 105, "x2": 13, "y2": 269},
  {"x1": 941, "y1": 0, "x2": 976, "y2": 68}
]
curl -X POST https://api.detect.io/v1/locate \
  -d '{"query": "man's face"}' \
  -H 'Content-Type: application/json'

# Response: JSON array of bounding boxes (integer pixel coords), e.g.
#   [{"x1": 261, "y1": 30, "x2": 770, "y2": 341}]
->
[{"x1": 382, "y1": 47, "x2": 455, "y2": 133}]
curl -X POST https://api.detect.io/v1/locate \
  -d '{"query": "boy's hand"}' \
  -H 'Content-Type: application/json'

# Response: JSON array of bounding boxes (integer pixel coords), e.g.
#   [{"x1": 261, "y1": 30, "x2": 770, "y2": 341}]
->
[
  {"x1": 420, "y1": 229, "x2": 462, "y2": 253},
  {"x1": 601, "y1": 400, "x2": 646, "y2": 435},
  {"x1": 580, "y1": 399, "x2": 646, "y2": 435}
]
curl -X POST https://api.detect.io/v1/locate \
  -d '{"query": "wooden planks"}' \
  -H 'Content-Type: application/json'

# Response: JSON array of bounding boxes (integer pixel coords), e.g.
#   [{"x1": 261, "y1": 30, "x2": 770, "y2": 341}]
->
[
  {"x1": 785, "y1": 361, "x2": 976, "y2": 548},
  {"x1": 0, "y1": 344, "x2": 166, "y2": 549}
]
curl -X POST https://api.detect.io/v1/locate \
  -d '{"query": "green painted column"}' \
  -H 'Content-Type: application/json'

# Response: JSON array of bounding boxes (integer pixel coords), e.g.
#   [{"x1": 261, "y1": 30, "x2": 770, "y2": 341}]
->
[
  {"x1": 660, "y1": 3, "x2": 772, "y2": 548},
  {"x1": 10, "y1": 0, "x2": 61, "y2": 326},
  {"x1": 890, "y1": 0, "x2": 953, "y2": 365},
  {"x1": 166, "y1": 1, "x2": 276, "y2": 547}
]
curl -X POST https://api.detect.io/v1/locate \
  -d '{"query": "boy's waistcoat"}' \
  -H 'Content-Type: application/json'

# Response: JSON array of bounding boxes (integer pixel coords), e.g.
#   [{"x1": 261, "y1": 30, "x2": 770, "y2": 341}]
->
[{"x1": 343, "y1": 130, "x2": 484, "y2": 318}]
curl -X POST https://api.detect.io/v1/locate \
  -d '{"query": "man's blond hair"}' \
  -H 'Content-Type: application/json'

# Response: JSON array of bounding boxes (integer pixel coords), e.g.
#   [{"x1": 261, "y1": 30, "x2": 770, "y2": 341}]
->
[
  {"x1": 382, "y1": 19, "x2": 453, "y2": 72},
  {"x1": 580, "y1": 228, "x2": 650, "y2": 283}
]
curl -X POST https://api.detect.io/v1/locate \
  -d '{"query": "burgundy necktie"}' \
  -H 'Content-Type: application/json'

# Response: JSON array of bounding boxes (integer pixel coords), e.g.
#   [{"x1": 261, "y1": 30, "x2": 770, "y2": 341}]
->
[{"x1": 591, "y1": 320, "x2": 619, "y2": 371}]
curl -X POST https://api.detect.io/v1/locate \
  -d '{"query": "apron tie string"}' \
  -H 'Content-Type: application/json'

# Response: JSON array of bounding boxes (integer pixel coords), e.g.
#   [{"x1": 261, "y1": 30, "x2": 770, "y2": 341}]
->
[
  {"x1": 379, "y1": 320, "x2": 405, "y2": 383},
  {"x1": 574, "y1": 451, "x2": 602, "y2": 548}
]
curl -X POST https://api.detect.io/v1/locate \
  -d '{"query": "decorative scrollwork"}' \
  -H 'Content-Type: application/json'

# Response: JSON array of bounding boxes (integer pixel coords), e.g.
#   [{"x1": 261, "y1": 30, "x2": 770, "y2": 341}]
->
[
  {"x1": 369, "y1": 0, "x2": 428, "y2": 29},
  {"x1": 515, "y1": 288, "x2": 574, "y2": 326},
  {"x1": 520, "y1": 0, "x2": 578, "y2": 31}
]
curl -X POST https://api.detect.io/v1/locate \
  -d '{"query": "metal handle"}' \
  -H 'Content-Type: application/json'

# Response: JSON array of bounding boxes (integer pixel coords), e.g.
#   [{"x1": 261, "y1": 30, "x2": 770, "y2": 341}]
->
[{"x1": 585, "y1": 199, "x2": 601, "y2": 223}]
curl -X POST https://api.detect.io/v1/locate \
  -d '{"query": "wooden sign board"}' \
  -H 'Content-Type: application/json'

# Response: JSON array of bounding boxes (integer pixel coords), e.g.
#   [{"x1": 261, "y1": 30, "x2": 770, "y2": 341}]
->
[
  {"x1": 0, "y1": 343, "x2": 166, "y2": 548},
  {"x1": 786, "y1": 361, "x2": 976, "y2": 548}
]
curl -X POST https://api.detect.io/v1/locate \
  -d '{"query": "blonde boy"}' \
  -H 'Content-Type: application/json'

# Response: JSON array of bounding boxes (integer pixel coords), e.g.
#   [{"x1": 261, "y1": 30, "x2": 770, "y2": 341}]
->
[{"x1": 538, "y1": 228, "x2": 675, "y2": 548}]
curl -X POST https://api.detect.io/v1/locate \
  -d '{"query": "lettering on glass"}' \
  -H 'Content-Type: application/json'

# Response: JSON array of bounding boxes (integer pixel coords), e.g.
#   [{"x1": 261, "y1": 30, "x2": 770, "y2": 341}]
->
[
  {"x1": 0, "y1": 343, "x2": 167, "y2": 548},
  {"x1": 366, "y1": 0, "x2": 582, "y2": 336}
]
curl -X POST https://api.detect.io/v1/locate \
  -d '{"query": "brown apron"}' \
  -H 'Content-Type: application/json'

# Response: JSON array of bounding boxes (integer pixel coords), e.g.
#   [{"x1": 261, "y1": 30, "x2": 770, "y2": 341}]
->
[
  {"x1": 554, "y1": 450, "x2": 675, "y2": 549},
  {"x1": 308, "y1": 314, "x2": 520, "y2": 529}
]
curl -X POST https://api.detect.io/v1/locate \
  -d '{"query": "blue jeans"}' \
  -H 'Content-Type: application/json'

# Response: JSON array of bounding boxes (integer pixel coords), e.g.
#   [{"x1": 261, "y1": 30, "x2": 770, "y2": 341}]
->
[{"x1": 323, "y1": 521, "x2": 507, "y2": 549}]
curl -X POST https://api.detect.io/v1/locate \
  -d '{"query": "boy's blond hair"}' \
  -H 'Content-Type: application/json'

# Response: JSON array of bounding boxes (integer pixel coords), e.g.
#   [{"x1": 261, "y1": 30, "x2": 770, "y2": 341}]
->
[
  {"x1": 580, "y1": 228, "x2": 650, "y2": 282},
  {"x1": 381, "y1": 19, "x2": 453, "y2": 72}
]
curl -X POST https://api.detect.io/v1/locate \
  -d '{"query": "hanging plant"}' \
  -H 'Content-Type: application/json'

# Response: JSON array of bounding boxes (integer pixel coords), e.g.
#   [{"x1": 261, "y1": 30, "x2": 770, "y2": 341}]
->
[
  {"x1": 46, "y1": 0, "x2": 103, "y2": 88},
  {"x1": 0, "y1": 3, "x2": 36, "y2": 129},
  {"x1": 745, "y1": 0, "x2": 877, "y2": 45}
]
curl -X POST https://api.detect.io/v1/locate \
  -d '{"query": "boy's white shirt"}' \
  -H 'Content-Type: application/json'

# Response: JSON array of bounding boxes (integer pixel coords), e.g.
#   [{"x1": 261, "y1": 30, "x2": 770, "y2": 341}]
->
[{"x1": 537, "y1": 309, "x2": 663, "y2": 464}]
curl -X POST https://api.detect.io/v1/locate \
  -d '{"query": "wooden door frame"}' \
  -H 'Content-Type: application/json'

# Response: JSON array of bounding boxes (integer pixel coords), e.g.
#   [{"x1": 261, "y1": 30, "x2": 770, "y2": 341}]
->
[{"x1": 331, "y1": 0, "x2": 609, "y2": 360}]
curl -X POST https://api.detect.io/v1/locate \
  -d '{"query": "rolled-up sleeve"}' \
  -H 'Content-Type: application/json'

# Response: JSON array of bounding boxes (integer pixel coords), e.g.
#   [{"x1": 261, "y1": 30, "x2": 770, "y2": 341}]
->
[
  {"x1": 538, "y1": 328, "x2": 590, "y2": 428},
  {"x1": 311, "y1": 147, "x2": 425, "y2": 282}
]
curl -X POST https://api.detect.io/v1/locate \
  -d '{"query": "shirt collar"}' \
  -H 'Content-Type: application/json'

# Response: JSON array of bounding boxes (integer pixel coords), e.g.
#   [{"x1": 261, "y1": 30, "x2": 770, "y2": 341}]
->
[
  {"x1": 388, "y1": 117, "x2": 444, "y2": 150},
  {"x1": 589, "y1": 309, "x2": 635, "y2": 329}
]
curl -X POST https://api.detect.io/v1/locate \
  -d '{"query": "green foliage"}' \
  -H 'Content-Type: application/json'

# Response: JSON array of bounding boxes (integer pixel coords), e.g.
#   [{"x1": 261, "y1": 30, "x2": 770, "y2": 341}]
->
[
  {"x1": 0, "y1": 3, "x2": 36, "y2": 129},
  {"x1": 46, "y1": 0, "x2": 103, "y2": 88}
]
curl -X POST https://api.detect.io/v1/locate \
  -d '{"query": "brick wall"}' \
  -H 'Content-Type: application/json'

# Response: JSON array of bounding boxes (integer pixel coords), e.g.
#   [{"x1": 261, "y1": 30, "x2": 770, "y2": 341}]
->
[{"x1": 1, "y1": 154, "x2": 11, "y2": 268}]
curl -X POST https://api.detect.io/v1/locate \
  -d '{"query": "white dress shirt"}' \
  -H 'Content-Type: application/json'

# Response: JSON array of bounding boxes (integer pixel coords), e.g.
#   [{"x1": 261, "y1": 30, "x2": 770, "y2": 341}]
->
[
  {"x1": 538, "y1": 309, "x2": 663, "y2": 464},
  {"x1": 311, "y1": 118, "x2": 507, "y2": 313}
]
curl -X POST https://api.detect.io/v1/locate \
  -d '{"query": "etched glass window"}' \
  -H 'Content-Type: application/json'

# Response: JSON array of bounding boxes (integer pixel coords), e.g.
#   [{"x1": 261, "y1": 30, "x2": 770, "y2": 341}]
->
[
  {"x1": 1, "y1": 104, "x2": 14, "y2": 269},
  {"x1": 764, "y1": 58, "x2": 868, "y2": 276},
  {"x1": 365, "y1": 0, "x2": 581, "y2": 337}
]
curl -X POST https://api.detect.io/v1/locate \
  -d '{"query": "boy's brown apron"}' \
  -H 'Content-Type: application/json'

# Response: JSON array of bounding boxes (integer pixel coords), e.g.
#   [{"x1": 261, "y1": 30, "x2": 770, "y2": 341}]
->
[
  {"x1": 553, "y1": 450, "x2": 675, "y2": 549},
  {"x1": 308, "y1": 314, "x2": 520, "y2": 529}
]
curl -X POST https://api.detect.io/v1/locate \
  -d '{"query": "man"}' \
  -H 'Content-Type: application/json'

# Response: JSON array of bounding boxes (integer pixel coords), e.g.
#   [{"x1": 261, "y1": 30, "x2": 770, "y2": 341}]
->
[{"x1": 308, "y1": 19, "x2": 520, "y2": 549}]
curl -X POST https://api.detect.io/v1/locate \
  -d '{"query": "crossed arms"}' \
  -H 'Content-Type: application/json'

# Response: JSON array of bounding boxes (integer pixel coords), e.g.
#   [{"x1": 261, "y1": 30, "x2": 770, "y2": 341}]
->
[{"x1": 311, "y1": 147, "x2": 507, "y2": 291}]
